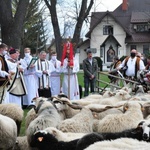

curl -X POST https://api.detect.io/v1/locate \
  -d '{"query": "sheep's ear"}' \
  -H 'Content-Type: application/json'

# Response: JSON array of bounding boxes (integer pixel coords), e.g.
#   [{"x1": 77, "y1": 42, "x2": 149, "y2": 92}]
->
[
  {"x1": 119, "y1": 92, "x2": 123, "y2": 96},
  {"x1": 32, "y1": 97, "x2": 38, "y2": 102},
  {"x1": 123, "y1": 103, "x2": 128, "y2": 111},
  {"x1": 52, "y1": 130, "x2": 57, "y2": 137},
  {"x1": 110, "y1": 92, "x2": 115, "y2": 97},
  {"x1": 139, "y1": 103, "x2": 144, "y2": 112},
  {"x1": 131, "y1": 127, "x2": 141, "y2": 134}
]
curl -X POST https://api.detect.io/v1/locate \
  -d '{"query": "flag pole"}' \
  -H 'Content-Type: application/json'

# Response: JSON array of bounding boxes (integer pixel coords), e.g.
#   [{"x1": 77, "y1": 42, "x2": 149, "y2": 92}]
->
[{"x1": 68, "y1": 64, "x2": 70, "y2": 100}]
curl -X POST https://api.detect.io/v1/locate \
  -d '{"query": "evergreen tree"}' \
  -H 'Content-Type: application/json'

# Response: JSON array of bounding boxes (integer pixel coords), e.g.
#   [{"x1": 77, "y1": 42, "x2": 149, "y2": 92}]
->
[
  {"x1": 22, "y1": 0, "x2": 48, "y2": 55},
  {"x1": 12, "y1": 0, "x2": 48, "y2": 55}
]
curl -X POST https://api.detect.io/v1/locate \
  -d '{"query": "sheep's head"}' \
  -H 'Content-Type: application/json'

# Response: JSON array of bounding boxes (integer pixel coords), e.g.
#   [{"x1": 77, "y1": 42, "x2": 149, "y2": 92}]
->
[
  {"x1": 142, "y1": 102, "x2": 150, "y2": 118},
  {"x1": 115, "y1": 90, "x2": 131, "y2": 100},
  {"x1": 103, "y1": 91, "x2": 115, "y2": 98},
  {"x1": 52, "y1": 95, "x2": 83, "y2": 110},
  {"x1": 123, "y1": 102, "x2": 144, "y2": 113},
  {"x1": 30, "y1": 130, "x2": 58, "y2": 148},
  {"x1": 32, "y1": 97, "x2": 57, "y2": 114},
  {"x1": 136, "y1": 120, "x2": 150, "y2": 141}
]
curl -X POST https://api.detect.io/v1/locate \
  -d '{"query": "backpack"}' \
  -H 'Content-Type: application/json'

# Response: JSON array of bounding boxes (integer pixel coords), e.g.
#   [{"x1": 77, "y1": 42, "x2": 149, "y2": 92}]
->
[{"x1": 123, "y1": 56, "x2": 140, "y2": 78}]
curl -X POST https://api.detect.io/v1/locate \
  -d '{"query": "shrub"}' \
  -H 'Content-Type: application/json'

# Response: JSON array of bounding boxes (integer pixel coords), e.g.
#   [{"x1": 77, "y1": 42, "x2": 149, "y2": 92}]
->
[{"x1": 93, "y1": 56, "x2": 103, "y2": 71}]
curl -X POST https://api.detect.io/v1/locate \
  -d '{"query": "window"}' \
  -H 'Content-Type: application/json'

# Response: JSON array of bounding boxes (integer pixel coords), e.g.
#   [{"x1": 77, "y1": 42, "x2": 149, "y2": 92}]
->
[
  {"x1": 130, "y1": 45, "x2": 136, "y2": 50},
  {"x1": 103, "y1": 25, "x2": 113, "y2": 35},
  {"x1": 136, "y1": 24, "x2": 149, "y2": 32},
  {"x1": 100, "y1": 46, "x2": 103, "y2": 57},
  {"x1": 143, "y1": 45, "x2": 149, "y2": 55}
]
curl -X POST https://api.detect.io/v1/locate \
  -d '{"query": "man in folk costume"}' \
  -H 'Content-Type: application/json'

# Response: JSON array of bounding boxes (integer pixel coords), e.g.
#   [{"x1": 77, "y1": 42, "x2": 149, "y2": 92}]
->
[
  {"x1": 49, "y1": 51, "x2": 62, "y2": 96},
  {"x1": 20, "y1": 48, "x2": 38, "y2": 107},
  {"x1": 0, "y1": 43, "x2": 12, "y2": 103},
  {"x1": 6, "y1": 48, "x2": 27, "y2": 107},
  {"x1": 61, "y1": 41, "x2": 80, "y2": 100},
  {"x1": 35, "y1": 51, "x2": 55, "y2": 97}
]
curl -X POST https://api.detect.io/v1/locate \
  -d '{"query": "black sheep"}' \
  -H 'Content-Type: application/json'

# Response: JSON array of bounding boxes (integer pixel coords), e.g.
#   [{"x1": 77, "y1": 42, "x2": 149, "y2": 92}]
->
[
  {"x1": 30, "y1": 121, "x2": 150, "y2": 150},
  {"x1": 76, "y1": 121, "x2": 150, "y2": 150},
  {"x1": 30, "y1": 130, "x2": 79, "y2": 150}
]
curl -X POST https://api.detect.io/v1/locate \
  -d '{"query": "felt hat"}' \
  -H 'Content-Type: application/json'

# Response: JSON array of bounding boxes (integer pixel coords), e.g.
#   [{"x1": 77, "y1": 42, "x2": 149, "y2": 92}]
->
[{"x1": 9, "y1": 48, "x2": 17, "y2": 55}]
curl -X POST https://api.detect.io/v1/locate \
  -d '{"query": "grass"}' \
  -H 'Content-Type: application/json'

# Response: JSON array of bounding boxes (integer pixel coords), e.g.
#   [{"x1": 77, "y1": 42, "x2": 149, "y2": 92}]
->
[
  {"x1": 19, "y1": 71, "x2": 109, "y2": 136},
  {"x1": 20, "y1": 109, "x2": 29, "y2": 136},
  {"x1": 77, "y1": 71, "x2": 109, "y2": 88}
]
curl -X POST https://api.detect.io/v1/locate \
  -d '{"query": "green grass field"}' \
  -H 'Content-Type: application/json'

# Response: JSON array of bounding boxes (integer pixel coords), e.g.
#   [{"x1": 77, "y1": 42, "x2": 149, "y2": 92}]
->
[
  {"x1": 77, "y1": 71, "x2": 110, "y2": 88},
  {"x1": 20, "y1": 71, "x2": 109, "y2": 136}
]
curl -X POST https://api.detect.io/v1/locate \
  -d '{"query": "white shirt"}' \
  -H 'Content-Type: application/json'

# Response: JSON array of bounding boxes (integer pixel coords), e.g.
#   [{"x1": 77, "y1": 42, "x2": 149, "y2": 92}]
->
[{"x1": 119, "y1": 57, "x2": 145, "y2": 77}]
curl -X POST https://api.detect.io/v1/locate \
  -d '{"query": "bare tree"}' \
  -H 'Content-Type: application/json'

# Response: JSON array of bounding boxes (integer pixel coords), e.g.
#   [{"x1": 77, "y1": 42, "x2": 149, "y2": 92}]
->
[
  {"x1": 44, "y1": 0, "x2": 94, "y2": 59},
  {"x1": 0, "y1": 0, "x2": 29, "y2": 48},
  {"x1": 44, "y1": 0, "x2": 62, "y2": 60}
]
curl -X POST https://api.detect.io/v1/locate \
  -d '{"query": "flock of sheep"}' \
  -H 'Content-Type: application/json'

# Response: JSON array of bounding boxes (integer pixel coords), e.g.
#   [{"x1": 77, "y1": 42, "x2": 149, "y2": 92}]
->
[{"x1": 1, "y1": 85, "x2": 150, "y2": 150}]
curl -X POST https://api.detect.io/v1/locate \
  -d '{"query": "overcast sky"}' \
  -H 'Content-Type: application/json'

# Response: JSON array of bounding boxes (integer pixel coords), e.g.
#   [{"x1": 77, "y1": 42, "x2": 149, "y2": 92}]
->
[{"x1": 93, "y1": 0, "x2": 122, "y2": 12}]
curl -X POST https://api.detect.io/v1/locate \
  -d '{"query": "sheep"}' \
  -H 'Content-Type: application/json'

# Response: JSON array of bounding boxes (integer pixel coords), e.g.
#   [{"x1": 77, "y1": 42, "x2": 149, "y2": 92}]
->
[
  {"x1": 0, "y1": 114, "x2": 17, "y2": 149},
  {"x1": 58, "y1": 107, "x2": 94, "y2": 133},
  {"x1": 99, "y1": 90, "x2": 131, "y2": 105},
  {"x1": 30, "y1": 130, "x2": 79, "y2": 150},
  {"x1": 43, "y1": 127, "x2": 86, "y2": 141},
  {"x1": 85, "y1": 138, "x2": 150, "y2": 150},
  {"x1": 0, "y1": 103, "x2": 24, "y2": 135},
  {"x1": 26, "y1": 97, "x2": 62, "y2": 145},
  {"x1": 96, "y1": 101, "x2": 144, "y2": 133},
  {"x1": 14, "y1": 136, "x2": 38, "y2": 150},
  {"x1": 75, "y1": 120, "x2": 150, "y2": 150},
  {"x1": 29, "y1": 120, "x2": 150, "y2": 150},
  {"x1": 52, "y1": 96, "x2": 81, "y2": 119},
  {"x1": 70, "y1": 91, "x2": 114, "y2": 107}
]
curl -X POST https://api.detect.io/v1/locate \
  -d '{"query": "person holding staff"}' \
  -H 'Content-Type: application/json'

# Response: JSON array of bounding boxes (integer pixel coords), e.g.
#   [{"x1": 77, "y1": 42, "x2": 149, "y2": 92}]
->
[{"x1": 61, "y1": 41, "x2": 80, "y2": 100}]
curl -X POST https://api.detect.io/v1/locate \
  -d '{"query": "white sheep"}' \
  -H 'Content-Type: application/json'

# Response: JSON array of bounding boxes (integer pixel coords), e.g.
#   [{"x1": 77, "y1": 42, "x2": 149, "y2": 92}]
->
[
  {"x1": 96, "y1": 101, "x2": 144, "y2": 133},
  {"x1": 0, "y1": 114, "x2": 17, "y2": 149},
  {"x1": 71, "y1": 91, "x2": 114, "y2": 107},
  {"x1": 14, "y1": 136, "x2": 29, "y2": 150},
  {"x1": 85, "y1": 138, "x2": 150, "y2": 150},
  {"x1": 14, "y1": 136, "x2": 38, "y2": 150},
  {"x1": 58, "y1": 108, "x2": 94, "y2": 133},
  {"x1": 44, "y1": 127, "x2": 86, "y2": 141},
  {"x1": 52, "y1": 96, "x2": 81, "y2": 119},
  {"x1": 0, "y1": 103, "x2": 24, "y2": 135},
  {"x1": 99, "y1": 90, "x2": 131, "y2": 105},
  {"x1": 26, "y1": 97, "x2": 62, "y2": 145}
]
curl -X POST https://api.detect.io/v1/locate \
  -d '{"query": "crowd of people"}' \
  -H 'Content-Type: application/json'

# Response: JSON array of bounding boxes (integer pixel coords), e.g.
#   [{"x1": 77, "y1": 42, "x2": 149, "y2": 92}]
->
[
  {"x1": 0, "y1": 42, "x2": 99, "y2": 108},
  {"x1": 2, "y1": 41, "x2": 150, "y2": 109}
]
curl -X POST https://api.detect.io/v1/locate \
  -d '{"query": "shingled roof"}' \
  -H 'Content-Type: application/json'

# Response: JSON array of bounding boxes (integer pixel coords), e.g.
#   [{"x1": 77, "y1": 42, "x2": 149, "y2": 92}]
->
[
  {"x1": 131, "y1": 12, "x2": 150, "y2": 23},
  {"x1": 86, "y1": 0, "x2": 150, "y2": 43}
]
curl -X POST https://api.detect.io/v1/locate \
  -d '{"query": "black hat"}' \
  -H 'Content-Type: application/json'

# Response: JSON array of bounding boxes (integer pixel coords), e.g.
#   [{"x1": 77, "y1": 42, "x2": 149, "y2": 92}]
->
[
  {"x1": 9, "y1": 48, "x2": 17, "y2": 55},
  {"x1": 86, "y1": 49, "x2": 92, "y2": 54}
]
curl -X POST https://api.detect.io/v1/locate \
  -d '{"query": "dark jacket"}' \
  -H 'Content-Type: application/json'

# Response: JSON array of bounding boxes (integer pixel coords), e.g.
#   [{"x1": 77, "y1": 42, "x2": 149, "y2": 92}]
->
[{"x1": 83, "y1": 57, "x2": 98, "y2": 78}]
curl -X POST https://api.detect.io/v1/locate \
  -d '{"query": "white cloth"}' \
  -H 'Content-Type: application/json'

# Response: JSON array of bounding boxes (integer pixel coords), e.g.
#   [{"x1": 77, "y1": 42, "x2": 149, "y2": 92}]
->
[
  {"x1": 61, "y1": 57, "x2": 80, "y2": 100},
  {"x1": 119, "y1": 57, "x2": 145, "y2": 77},
  {"x1": 35, "y1": 59, "x2": 55, "y2": 89},
  {"x1": 49, "y1": 59, "x2": 62, "y2": 96},
  {"x1": 20, "y1": 56, "x2": 39, "y2": 105},
  {"x1": 5, "y1": 60, "x2": 22, "y2": 107},
  {"x1": 0, "y1": 61, "x2": 9, "y2": 77}
]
